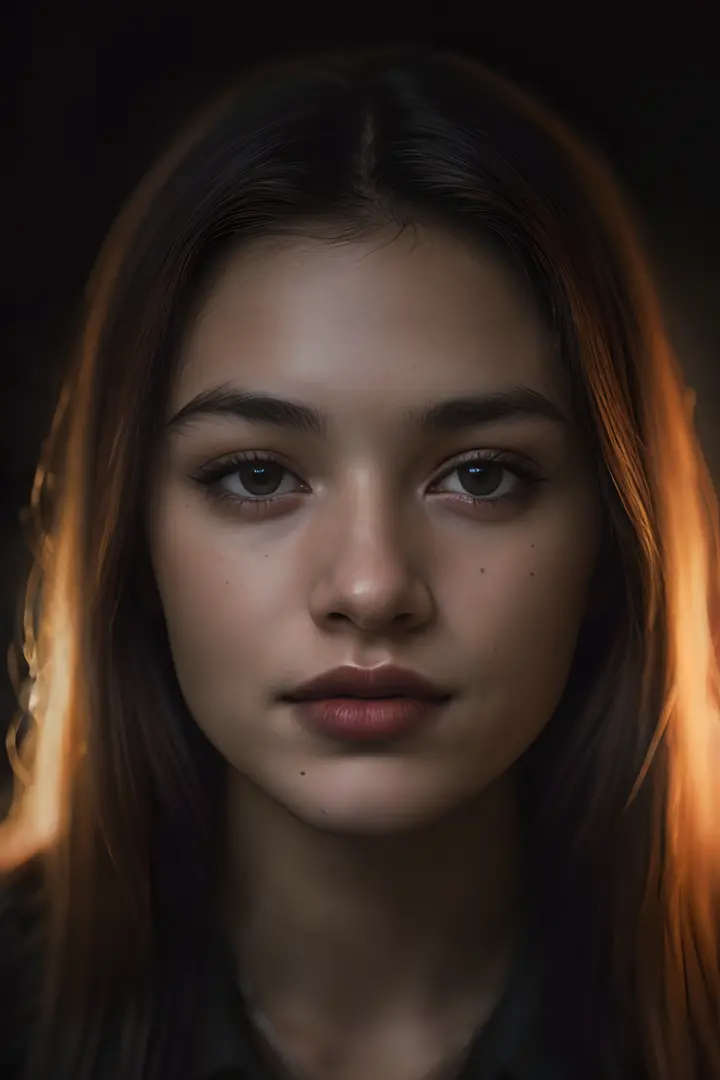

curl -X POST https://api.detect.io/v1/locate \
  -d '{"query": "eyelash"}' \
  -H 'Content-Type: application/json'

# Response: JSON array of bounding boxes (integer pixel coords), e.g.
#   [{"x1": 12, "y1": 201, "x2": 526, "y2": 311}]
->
[{"x1": 192, "y1": 448, "x2": 544, "y2": 516}]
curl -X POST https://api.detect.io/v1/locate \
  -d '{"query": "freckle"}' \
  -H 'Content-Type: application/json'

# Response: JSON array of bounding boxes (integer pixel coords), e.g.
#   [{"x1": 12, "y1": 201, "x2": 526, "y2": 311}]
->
[
  {"x1": 530, "y1": 571, "x2": 535, "y2": 577},
  {"x1": 480, "y1": 567, "x2": 485, "y2": 574},
  {"x1": 530, "y1": 544, "x2": 534, "y2": 548}
]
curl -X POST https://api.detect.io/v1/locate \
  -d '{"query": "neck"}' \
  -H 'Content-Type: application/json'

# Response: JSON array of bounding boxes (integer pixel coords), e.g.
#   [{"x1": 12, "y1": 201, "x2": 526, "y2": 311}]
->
[{"x1": 222, "y1": 772, "x2": 522, "y2": 1038}]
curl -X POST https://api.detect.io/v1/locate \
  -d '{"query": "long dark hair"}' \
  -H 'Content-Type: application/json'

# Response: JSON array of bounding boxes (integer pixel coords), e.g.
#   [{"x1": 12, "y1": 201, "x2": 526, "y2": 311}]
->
[{"x1": 2, "y1": 46, "x2": 719, "y2": 1079}]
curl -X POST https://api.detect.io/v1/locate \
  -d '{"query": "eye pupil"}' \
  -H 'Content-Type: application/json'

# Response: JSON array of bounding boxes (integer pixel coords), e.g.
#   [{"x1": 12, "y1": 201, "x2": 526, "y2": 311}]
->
[
  {"x1": 459, "y1": 462, "x2": 503, "y2": 496},
  {"x1": 240, "y1": 462, "x2": 284, "y2": 496}
]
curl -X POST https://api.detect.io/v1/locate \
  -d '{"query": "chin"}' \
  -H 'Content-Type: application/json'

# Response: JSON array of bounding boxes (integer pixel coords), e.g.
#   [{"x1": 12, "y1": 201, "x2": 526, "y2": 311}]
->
[{"x1": 281, "y1": 764, "x2": 473, "y2": 836}]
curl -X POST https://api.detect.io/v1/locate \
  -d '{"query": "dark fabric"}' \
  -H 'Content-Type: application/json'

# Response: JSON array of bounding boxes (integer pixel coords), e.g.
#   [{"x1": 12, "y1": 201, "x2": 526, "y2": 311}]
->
[
  {"x1": 196, "y1": 930, "x2": 578, "y2": 1080},
  {"x1": 0, "y1": 869, "x2": 624, "y2": 1079}
]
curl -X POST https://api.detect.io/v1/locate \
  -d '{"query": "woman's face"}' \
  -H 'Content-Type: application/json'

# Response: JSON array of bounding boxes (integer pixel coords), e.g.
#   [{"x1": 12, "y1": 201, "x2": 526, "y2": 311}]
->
[{"x1": 149, "y1": 225, "x2": 601, "y2": 833}]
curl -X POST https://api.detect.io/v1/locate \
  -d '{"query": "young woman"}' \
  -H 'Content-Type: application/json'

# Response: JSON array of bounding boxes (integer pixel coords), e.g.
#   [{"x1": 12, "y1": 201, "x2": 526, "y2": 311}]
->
[{"x1": 1, "y1": 45, "x2": 718, "y2": 1080}]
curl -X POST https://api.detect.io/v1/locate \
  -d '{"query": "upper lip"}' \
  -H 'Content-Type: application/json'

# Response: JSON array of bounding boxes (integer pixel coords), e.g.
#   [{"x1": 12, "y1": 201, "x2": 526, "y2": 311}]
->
[{"x1": 284, "y1": 665, "x2": 453, "y2": 702}]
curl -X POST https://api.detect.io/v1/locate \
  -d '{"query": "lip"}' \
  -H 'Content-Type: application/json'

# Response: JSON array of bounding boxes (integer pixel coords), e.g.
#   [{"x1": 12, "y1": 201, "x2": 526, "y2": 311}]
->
[
  {"x1": 290, "y1": 698, "x2": 447, "y2": 742},
  {"x1": 283, "y1": 664, "x2": 453, "y2": 704}
]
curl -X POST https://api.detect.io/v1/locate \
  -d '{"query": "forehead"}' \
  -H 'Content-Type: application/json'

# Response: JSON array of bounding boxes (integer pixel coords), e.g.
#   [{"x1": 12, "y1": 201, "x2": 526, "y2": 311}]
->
[{"x1": 175, "y1": 226, "x2": 564, "y2": 416}]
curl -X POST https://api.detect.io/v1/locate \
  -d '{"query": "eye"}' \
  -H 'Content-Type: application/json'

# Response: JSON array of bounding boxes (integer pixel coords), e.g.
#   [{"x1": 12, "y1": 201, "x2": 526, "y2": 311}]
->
[
  {"x1": 431, "y1": 454, "x2": 539, "y2": 502},
  {"x1": 220, "y1": 459, "x2": 300, "y2": 499},
  {"x1": 193, "y1": 452, "x2": 308, "y2": 504}
]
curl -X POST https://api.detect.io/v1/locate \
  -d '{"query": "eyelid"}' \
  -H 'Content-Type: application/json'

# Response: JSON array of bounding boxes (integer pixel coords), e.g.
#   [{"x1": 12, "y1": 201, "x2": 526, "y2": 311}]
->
[
  {"x1": 428, "y1": 448, "x2": 542, "y2": 485},
  {"x1": 194, "y1": 447, "x2": 541, "y2": 485},
  {"x1": 191, "y1": 447, "x2": 546, "y2": 519},
  {"x1": 194, "y1": 448, "x2": 299, "y2": 480}
]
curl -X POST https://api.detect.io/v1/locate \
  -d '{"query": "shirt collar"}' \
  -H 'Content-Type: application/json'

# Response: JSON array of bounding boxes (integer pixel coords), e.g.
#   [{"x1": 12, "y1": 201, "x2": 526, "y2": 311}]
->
[{"x1": 196, "y1": 932, "x2": 552, "y2": 1080}]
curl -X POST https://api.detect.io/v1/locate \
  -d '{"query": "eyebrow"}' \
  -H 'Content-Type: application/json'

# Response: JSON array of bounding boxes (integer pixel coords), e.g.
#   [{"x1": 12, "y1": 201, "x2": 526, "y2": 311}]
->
[{"x1": 167, "y1": 382, "x2": 569, "y2": 435}]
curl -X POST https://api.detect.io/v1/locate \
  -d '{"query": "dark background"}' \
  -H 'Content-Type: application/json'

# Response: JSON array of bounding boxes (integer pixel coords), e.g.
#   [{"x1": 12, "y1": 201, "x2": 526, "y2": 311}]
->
[{"x1": 3, "y1": 12, "x2": 719, "y2": 774}]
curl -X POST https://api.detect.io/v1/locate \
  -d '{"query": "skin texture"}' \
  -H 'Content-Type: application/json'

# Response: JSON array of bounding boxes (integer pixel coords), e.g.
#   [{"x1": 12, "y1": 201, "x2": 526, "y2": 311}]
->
[
  {"x1": 148, "y1": 225, "x2": 602, "y2": 1077},
  {"x1": 151, "y1": 226, "x2": 600, "y2": 834}
]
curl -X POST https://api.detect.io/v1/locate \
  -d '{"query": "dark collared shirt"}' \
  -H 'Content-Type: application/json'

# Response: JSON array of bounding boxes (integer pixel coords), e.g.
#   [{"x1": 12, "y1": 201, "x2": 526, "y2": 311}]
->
[
  {"x1": 196, "y1": 934, "x2": 583, "y2": 1079},
  {"x1": 0, "y1": 873, "x2": 626, "y2": 1079}
]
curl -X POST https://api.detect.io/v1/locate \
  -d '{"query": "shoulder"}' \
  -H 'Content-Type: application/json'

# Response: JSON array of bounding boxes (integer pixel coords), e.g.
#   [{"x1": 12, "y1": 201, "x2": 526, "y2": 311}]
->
[{"x1": 0, "y1": 857, "x2": 46, "y2": 1078}]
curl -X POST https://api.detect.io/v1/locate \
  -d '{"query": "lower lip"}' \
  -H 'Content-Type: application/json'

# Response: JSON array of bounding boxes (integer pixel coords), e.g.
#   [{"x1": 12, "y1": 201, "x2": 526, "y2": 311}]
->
[{"x1": 290, "y1": 697, "x2": 447, "y2": 742}]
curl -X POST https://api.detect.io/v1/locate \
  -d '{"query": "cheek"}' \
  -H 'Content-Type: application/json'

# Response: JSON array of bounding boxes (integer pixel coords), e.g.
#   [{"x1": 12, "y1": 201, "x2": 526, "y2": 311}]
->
[
  {"x1": 445, "y1": 509, "x2": 599, "y2": 728},
  {"x1": 149, "y1": 501, "x2": 289, "y2": 710}
]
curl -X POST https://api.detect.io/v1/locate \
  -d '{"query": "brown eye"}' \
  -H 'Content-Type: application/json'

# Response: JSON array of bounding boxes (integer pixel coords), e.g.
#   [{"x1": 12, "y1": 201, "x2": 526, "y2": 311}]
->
[
  {"x1": 233, "y1": 461, "x2": 288, "y2": 497},
  {"x1": 195, "y1": 455, "x2": 307, "y2": 503},
  {"x1": 434, "y1": 459, "x2": 524, "y2": 501},
  {"x1": 455, "y1": 462, "x2": 505, "y2": 497}
]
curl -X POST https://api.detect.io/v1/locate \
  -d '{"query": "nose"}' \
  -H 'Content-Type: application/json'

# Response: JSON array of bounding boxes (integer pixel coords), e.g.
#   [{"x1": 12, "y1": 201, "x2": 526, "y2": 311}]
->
[{"x1": 308, "y1": 485, "x2": 434, "y2": 636}]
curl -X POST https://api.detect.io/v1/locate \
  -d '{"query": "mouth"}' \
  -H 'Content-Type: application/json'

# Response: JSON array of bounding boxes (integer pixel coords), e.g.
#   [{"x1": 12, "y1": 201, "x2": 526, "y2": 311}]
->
[
  {"x1": 285, "y1": 696, "x2": 451, "y2": 742},
  {"x1": 284, "y1": 664, "x2": 453, "y2": 705},
  {"x1": 281, "y1": 665, "x2": 454, "y2": 742}
]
